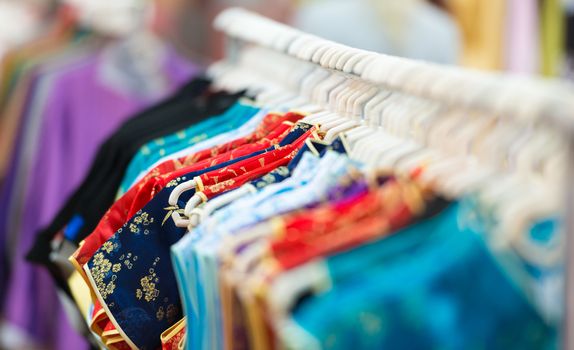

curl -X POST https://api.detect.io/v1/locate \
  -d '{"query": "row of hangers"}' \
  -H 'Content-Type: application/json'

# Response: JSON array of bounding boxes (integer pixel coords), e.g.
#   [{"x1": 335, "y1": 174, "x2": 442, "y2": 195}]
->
[
  {"x1": 160, "y1": 7, "x2": 573, "y2": 326},
  {"x1": 172, "y1": 46, "x2": 561, "y2": 262}
]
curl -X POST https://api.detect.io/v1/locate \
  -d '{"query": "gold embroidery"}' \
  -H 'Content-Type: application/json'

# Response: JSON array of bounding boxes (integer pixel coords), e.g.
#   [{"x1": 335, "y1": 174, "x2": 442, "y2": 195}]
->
[
  {"x1": 120, "y1": 252, "x2": 137, "y2": 270},
  {"x1": 105, "y1": 282, "x2": 116, "y2": 296},
  {"x1": 173, "y1": 158, "x2": 184, "y2": 169},
  {"x1": 162, "y1": 206, "x2": 185, "y2": 226},
  {"x1": 112, "y1": 263, "x2": 122, "y2": 273},
  {"x1": 136, "y1": 267, "x2": 160, "y2": 302},
  {"x1": 123, "y1": 260, "x2": 134, "y2": 269},
  {"x1": 166, "y1": 177, "x2": 186, "y2": 188},
  {"x1": 93, "y1": 252, "x2": 105, "y2": 266},
  {"x1": 257, "y1": 173, "x2": 277, "y2": 188},
  {"x1": 102, "y1": 241, "x2": 115, "y2": 254},
  {"x1": 184, "y1": 153, "x2": 200, "y2": 166},
  {"x1": 209, "y1": 179, "x2": 235, "y2": 194},
  {"x1": 190, "y1": 134, "x2": 207, "y2": 144},
  {"x1": 133, "y1": 211, "x2": 154, "y2": 226},
  {"x1": 277, "y1": 166, "x2": 289, "y2": 176},
  {"x1": 90, "y1": 252, "x2": 118, "y2": 300},
  {"x1": 129, "y1": 223, "x2": 140, "y2": 234}
]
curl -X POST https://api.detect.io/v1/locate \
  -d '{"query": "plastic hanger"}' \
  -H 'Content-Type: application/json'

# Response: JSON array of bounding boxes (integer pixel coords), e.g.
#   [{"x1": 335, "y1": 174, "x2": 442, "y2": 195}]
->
[
  {"x1": 326, "y1": 82, "x2": 370, "y2": 134},
  {"x1": 346, "y1": 90, "x2": 397, "y2": 152},
  {"x1": 343, "y1": 90, "x2": 391, "y2": 147},
  {"x1": 188, "y1": 185, "x2": 258, "y2": 229},
  {"x1": 369, "y1": 96, "x2": 424, "y2": 168}
]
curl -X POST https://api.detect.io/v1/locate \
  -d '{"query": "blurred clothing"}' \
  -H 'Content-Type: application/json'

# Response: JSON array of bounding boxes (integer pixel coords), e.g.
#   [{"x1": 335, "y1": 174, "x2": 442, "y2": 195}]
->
[
  {"x1": 448, "y1": 0, "x2": 506, "y2": 70},
  {"x1": 505, "y1": 0, "x2": 540, "y2": 74},
  {"x1": 0, "y1": 22, "x2": 200, "y2": 350},
  {"x1": 292, "y1": 0, "x2": 461, "y2": 64}
]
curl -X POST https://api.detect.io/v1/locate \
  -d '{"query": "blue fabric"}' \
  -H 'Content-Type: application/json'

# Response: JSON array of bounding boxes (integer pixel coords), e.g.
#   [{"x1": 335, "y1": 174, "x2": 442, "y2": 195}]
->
[
  {"x1": 287, "y1": 202, "x2": 557, "y2": 350},
  {"x1": 249, "y1": 136, "x2": 348, "y2": 190},
  {"x1": 119, "y1": 102, "x2": 260, "y2": 194},
  {"x1": 172, "y1": 150, "x2": 358, "y2": 350},
  {"x1": 85, "y1": 123, "x2": 312, "y2": 349},
  {"x1": 63, "y1": 215, "x2": 85, "y2": 241}
]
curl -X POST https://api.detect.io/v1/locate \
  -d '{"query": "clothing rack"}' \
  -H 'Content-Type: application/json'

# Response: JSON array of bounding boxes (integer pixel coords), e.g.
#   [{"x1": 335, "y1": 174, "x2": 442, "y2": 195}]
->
[{"x1": 214, "y1": 7, "x2": 574, "y2": 349}]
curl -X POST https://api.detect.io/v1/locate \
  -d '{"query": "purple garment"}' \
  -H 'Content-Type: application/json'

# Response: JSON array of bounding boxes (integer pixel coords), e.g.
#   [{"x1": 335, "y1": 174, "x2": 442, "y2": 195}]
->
[
  {"x1": 2, "y1": 40, "x2": 199, "y2": 350},
  {"x1": 0, "y1": 41, "x2": 99, "y2": 300}
]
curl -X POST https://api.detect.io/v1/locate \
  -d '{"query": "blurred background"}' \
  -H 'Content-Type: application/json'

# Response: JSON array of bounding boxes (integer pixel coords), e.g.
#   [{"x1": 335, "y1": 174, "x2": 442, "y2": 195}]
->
[
  {"x1": 0, "y1": 0, "x2": 572, "y2": 77},
  {"x1": 0, "y1": 0, "x2": 573, "y2": 349}
]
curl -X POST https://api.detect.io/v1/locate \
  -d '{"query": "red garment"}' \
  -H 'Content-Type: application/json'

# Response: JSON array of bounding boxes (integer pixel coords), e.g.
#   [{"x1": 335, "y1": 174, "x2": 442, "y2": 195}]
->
[
  {"x1": 161, "y1": 319, "x2": 186, "y2": 350},
  {"x1": 70, "y1": 116, "x2": 308, "y2": 346},
  {"x1": 71, "y1": 114, "x2": 304, "y2": 268},
  {"x1": 270, "y1": 181, "x2": 418, "y2": 270},
  {"x1": 204, "y1": 134, "x2": 312, "y2": 199},
  {"x1": 182, "y1": 112, "x2": 302, "y2": 166},
  {"x1": 196, "y1": 128, "x2": 314, "y2": 197}
]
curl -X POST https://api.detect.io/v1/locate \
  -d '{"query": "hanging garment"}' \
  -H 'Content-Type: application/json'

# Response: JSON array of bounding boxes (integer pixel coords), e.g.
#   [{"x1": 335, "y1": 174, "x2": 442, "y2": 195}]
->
[
  {"x1": 28, "y1": 81, "x2": 244, "y2": 271},
  {"x1": 0, "y1": 36, "x2": 104, "y2": 303},
  {"x1": 23, "y1": 79, "x2": 246, "y2": 350},
  {"x1": 117, "y1": 102, "x2": 262, "y2": 196},
  {"x1": 1, "y1": 35, "x2": 199, "y2": 350},
  {"x1": 280, "y1": 202, "x2": 555, "y2": 350},
  {"x1": 81, "y1": 119, "x2": 315, "y2": 349},
  {"x1": 0, "y1": 10, "x2": 84, "y2": 180},
  {"x1": 8, "y1": 7, "x2": 567, "y2": 350}
]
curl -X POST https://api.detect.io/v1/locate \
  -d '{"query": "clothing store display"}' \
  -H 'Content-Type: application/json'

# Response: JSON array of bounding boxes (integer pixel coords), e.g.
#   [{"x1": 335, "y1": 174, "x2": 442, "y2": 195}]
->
[{"x1": 1, "y1": 3, "x2": 573, "y2": 350}]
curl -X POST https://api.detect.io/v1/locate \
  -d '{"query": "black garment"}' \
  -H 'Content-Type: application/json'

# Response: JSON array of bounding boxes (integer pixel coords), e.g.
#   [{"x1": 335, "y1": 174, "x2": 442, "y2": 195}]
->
[
  {"x1": 20, "y1": 77, "x2": 238, "y2": 347},
  {"x1": 26, "y1": 77, "x2": 244, "y2": 277}
]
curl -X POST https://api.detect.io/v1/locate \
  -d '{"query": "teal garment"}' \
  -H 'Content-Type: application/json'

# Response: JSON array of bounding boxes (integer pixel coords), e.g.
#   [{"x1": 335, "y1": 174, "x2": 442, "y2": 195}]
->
[
  {"x1": 118, "y1": 102, "x2": 260, "y2": 194},
  {"x1": 286, "y1": 202, "x2": 557, "y2": 350},
  {"x1": 459, "y1": 195, "x2": 563, "y2": 325},
  {"x1": 519, "y1": 219, "x2": 562, "y2": 324}
]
